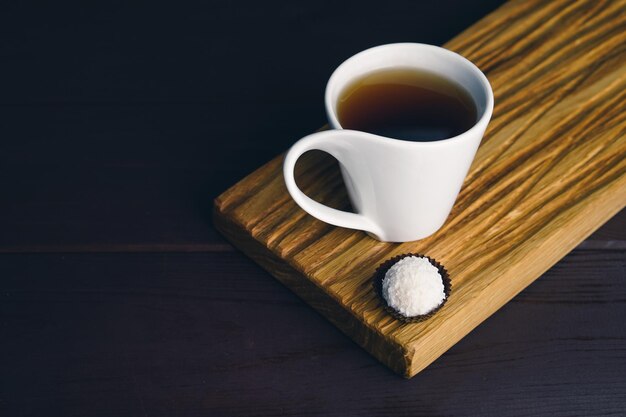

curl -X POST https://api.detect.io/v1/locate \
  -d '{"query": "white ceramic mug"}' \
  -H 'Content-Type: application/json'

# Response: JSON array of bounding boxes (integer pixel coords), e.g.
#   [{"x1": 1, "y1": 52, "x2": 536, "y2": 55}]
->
[{"x1": 283, "y1": 43, "x2": 493, "y2": 242}]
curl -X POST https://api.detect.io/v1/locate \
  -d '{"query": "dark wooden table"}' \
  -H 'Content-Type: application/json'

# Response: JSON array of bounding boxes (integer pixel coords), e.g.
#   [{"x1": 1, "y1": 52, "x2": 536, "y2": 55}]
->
[{"x1": 1, "y1": 1, "x2": 624, "y2": 416}]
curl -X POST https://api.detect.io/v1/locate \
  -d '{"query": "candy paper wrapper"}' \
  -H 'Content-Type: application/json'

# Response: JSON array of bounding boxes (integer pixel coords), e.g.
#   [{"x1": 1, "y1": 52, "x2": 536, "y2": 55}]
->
[{"x1": 373, "y1": 253, "x2": 451, "y2": 323}]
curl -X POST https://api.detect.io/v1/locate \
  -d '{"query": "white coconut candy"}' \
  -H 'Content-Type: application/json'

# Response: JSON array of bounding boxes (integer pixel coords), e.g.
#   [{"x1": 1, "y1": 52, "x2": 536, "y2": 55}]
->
[{"x1": 382, "y1": 256, "x2": 445, "y2": 317}]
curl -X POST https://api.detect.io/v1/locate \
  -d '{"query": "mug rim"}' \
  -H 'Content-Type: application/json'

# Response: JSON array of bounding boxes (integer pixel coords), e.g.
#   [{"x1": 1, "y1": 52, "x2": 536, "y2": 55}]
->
[{"x1": 324, "y1": 42, "x2": 494, "y2": 146}]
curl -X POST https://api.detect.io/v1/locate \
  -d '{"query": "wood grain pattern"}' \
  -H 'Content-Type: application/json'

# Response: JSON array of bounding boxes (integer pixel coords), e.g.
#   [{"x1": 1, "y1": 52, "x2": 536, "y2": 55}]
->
[{"x1": 214, "y1": 0, "x2": 626, "y2": 377}]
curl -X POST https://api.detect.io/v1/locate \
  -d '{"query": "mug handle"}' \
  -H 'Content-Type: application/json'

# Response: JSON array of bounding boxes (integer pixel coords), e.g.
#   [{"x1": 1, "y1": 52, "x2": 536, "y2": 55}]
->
[{"x1": 283, "y1": 130, "x2": 382, "y2": 237}]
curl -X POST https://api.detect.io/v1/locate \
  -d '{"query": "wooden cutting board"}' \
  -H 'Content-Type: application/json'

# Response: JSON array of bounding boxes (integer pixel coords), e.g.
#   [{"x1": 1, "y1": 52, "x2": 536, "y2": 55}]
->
[{"x1": 213, "y1": 0, "x2": 626, "y2": 377}]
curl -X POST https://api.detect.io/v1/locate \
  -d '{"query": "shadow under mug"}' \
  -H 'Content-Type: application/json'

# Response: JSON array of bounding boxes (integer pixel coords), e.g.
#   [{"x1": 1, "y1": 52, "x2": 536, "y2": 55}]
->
[{"x1": 283, "y1": 43, "x2": 494, "y2": 242}]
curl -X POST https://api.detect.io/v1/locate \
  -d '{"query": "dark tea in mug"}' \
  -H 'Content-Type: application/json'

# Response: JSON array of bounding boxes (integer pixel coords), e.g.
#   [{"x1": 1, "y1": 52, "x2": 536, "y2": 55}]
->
[{"x1": 337, "y1": 68, "x2": 477, "y2": 142}]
